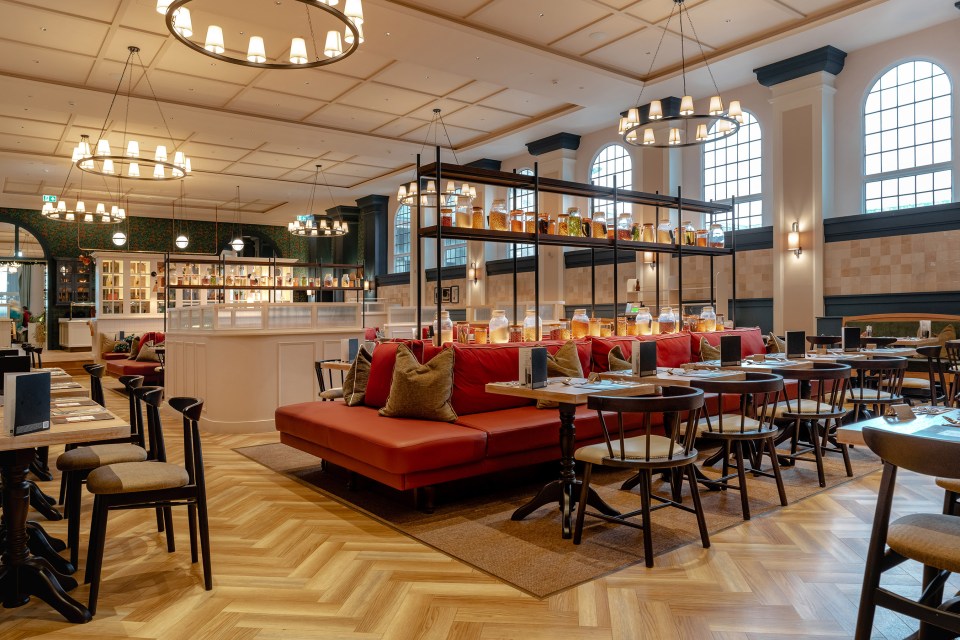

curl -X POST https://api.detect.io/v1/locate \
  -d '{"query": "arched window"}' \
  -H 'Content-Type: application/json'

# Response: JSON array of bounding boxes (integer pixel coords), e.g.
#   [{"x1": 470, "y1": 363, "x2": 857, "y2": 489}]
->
[
  {"x1": 703, "y1": 111, "x2": 762, "y2": 230},
  {"x1": 864, "y1": 60, "x2": 952, "y2": 213},
  {"x1": 508, "y1": 168, "x2": 535, "y2": 259},
  {"x1": 393, "y1": 204, "x2": 410, "y2": 273},
  {"x1": 590, "y1": 144, "x2": 632, "y2": 228}
]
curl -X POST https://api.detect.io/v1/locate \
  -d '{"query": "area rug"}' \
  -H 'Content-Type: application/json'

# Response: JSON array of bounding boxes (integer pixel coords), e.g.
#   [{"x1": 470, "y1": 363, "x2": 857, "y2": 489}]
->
[{"x1": 236, "y1": 441, "x2": 880, "y2": 598}]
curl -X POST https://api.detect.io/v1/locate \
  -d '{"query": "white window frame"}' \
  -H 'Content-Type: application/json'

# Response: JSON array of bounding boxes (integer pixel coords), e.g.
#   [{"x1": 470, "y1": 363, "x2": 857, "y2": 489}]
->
[
  {"x1": 703, "y1": 110, "x2": 763, "y2": 231},
  {"x1": 508, "y1": 168, "x2": 536, "y2": 259},
  {"x1": 393, "y1": 204, "x2": 410, "y2": 273},
  {"x1": 589, "y1": 144, "x2": 632, "y2": 229}
]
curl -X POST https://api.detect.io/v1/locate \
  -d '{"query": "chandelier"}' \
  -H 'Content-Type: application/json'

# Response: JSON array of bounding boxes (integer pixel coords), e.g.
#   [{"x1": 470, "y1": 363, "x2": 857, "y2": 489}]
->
[
  {"x1": 617, "y1": 0, "x2": 743, "y2": 148},
  {"x1": 161, "y1": 0, "x2": 364, "y2": 70},
  {"x1": 396, "y1": 109, "x2": 475, "y2": 207},
  {"x1": 75, "y1": 46, "x2": 191, "y2": 181},
  {"x1": 289, "y1": 165, "x2": 348, "y2": 238},
  {"x1": 39, "y1": 158, "x2": 125, "y2": 224}
]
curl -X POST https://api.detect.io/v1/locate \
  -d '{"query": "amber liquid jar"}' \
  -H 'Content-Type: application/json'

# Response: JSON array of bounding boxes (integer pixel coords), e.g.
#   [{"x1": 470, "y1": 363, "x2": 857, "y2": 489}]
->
[
  {"x1": 557, "y1": 213, "x2": 569, "y2": 236},
  {"x1": 510, "y1": 210, "x2": 524, "y2": 233},
  {"x1": 472, "y1": 207, "x2": 485, "y2": 229}
]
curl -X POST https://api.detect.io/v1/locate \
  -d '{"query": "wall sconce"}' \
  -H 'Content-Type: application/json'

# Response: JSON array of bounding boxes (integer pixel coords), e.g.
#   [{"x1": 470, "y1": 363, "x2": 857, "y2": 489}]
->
[
  {"x1": 787, "y1": 221, "x2": 802, "y2": 257},
  {"x1": 363, "y1": 279, "x2": 370, "y2": 291},
  {"x1": 643, "y1": 251, "x2": 656, "y2": 270},
  {"x1": 468, "y1": 261, "x2": 479, "y2": 284}
]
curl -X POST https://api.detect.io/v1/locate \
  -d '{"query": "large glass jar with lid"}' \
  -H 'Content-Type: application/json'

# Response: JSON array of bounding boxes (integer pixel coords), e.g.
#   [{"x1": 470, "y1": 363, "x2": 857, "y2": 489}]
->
[
  {"x1": 455, "y1": 195, "x2": 472, "y2": 228},
  {"x1": 489, "y1": 309, "x2": 509, "y2": 344},
  {"x1": 489, "y1": 199, "x2": 508, "y2": 231},
  {"x1": 510, "y1": 210, "x2": 524, "y2": 233},
  {"x1": 681, "y1": 220, "x2": 696, "y2": 246},
  {"x1": 522, "y1": 309, "x2": 542, "y2": 342},
  {"x1": 657, "y1": 219, "x2": 675, "y2": 244},
  {"x1": 557, "y1": 211, "x2": 569, "y2": 236},
  {"x1": 657, "y1": 307, "x2": 677, "y2": 334},
  {"x1": 591, "y1": 212, "x2": 607, "y2": 239},
  {"x1": 434, "y1": 311, "x2": 454, "y2": 344},
  {"x1": 567, "y1": 207, "x2": 583, "y2": 237},
  {"x1": 571, "y1": 308, "x2": 589, "y2": 339},
  {"x1": 699, "y1": 306, "x2": 717, "y2": 332},
  {"x1": 709, "y1": 222, "x2": 725, "y2": 248},
  {"x1": 617, "y1": 212, "x2": 633, "y2": 240},
  {"x1": 635, "y1": 306, "x2": 653, "y2": 335},
  {"x1": 641, "y1": 223, "x2": 655, "y2": 243},
  {"x1": 440, "y1": 208, "x2": 453, "y2": 227}
]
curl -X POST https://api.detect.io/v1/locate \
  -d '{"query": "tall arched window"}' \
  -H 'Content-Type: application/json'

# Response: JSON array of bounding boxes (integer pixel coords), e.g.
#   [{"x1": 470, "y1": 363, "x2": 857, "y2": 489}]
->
[
  {"x1": 864, "y1": 60, "x2": 952, "y2": 213},
  {"x1": 590, "y1": 144, "x2": 632, "y2": 228},
  {"x1": 508, "y1": 168, "x2": 535, "y2": 259},
  {"x1": 703, "y1": 111, "x2": 762, "y2": 230},
  {"x1": 393, "y1": 204, "x2": 410, "y2": 273}
]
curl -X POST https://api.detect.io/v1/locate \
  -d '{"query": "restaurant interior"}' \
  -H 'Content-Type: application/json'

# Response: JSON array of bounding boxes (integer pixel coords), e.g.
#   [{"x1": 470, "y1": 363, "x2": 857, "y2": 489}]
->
[{"x1": 1, "y1": 0, "x2": 960, "y2": 637}]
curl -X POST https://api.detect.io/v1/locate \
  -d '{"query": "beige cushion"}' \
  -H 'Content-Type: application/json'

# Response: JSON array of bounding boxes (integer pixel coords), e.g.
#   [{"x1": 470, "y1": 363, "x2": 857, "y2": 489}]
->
[
  {"x1": 135, "y1": 344, "x2": 161, "y2": 363},
  {"x1": 538, "y1": 341, "x2": 584, "y2": 409},
  {"x1": 699, "y1": 337, "x2": 720, "y2": 361},
  {"x1": 696, "y1": 413, "x2": 766, "y2": 435},
  {"x1": 575, "y1": 434, "x2": 677, "y2": 464},
  {"x1": 607, "y1": 345, "x2": 631, "y2": 372},
  {"x1": 936, "y1": 478, "x2": 960, "y2": 494},
  {"x1": 57, "y1": 444, "x2": 147, "y2": 471},
  {"x1": 772, "y1": 398, "x2": 845, "y2": 418},
  {"x1": 342, "y1": 346, "x2": 372, "y2": 406},
  {"x1": 887, "y1": 513, "x2": 960, "y2": 574},
  {"x1": 87, "y1": 461, "x2": 189, "y2": 495},
  {"x1": 319, "y1": 388, "x2": 344, "y2": 400},
  {"x1": 768, "y1": 333, "x2": 785, "y2": 354},
  {"x1": 100, "y1": 334, "x2": 120, "y2": 355},
  {"x1": 845, "y1": 388, "x2": 900, "y2": 403},
  {"x1": 379, "y1": 345, "x2": 457, "y2": 422},
  {"x1": 896, "y1": 377, "x2": 930, "y2": 390}
]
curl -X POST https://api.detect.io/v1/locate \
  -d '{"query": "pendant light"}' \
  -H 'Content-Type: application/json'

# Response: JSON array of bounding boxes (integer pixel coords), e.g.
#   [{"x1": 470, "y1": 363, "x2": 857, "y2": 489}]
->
[
  {"x1": 288, "y1": 165, "x2": 349, "y2": 238},
  {"x1": 231, "y1": 186, "x2": 245, "y2": 252}
]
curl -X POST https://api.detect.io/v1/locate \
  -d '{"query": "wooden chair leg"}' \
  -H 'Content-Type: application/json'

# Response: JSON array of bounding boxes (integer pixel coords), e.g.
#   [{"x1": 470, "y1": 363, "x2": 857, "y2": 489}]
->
[
  {"x1": 766, "y1": 437, "x2": 788, "y2": 507},
  {"x1": 686, "y1": 465, "x2": 710, "y2": 549},
  {"x1": 835, "y1": 418, "x2": 854, "y2": 477},
  {"x1": 733, "y1": 441, "x2": 751, "y2": 520},
  {"x1": 162, "y1": 506, "x2": 175, "y2": 552},
  {"x1": 66, "y1": 471, "x2": 83, "y2": 568},
  {"x1": 156, "y1": 507, "x2": 165, "y2": 533},
  {"x1": 638, "y1": 470, "x2": 654, "y2": 568},
  {"x1": 810, "y1": 420, "x2": 826, "y2": 487},
  {"x1": 86, "y1": 497, "x2": 109, "y2": 616},
  {"x1": 197, "y1": 496, "x2": 214, "y2": 591},
  {"x1": 188, "y1": 504, "x2": 198, "y2": 564},
  {"x1": 573, "y1": 463, "x2": 592, "y2": 545},
  {"x1": 855, "y1": 464, "x2": 898, "y2": 640}
]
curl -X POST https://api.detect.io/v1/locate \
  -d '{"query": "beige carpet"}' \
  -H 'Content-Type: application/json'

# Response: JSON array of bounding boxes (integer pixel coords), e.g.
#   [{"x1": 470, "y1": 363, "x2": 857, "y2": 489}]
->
[{"x1": 236, "y1": 441, "x2": 880, "y2": 598}]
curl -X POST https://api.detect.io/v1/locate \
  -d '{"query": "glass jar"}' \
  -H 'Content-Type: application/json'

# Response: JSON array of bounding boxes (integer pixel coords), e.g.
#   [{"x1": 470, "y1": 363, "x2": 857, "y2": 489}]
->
[
  {"x1": 455, "y1": 196, "x2": 472, "y2": 228},
  {"x1": 323, "y1": 273, "x2": 334, "y2": 287},
  {"x1": 599, "y1": 320, "x2": 613, "y2": 337},
  {"x1": 510, "y1": 209, "x2": 524, "y2": 233},
  {"x1": 641, "y1": 223, "x2": 656, "y2": 243},
  {"x1": 571, "y1": 308, "x2": 589, "y2": 339},
  {"x1": 538, "y1": 212, "x2": 555, "y2": 235},
  {"x1": 589, "y1": 316, "x2": 601, "y2": 337},
  {"x1": 591, "y1": 213, "x2": 607, "y2": 239},
  {"x1": 202, "y1": 269, "x2": 210, "y2": 286},
  {"x1": 440, "y1": 208, "x2": 453, "y2": 227},
  {"x1": 617, "y1": 212, "x2": 633, "y2": 240},
  {"x1": 489, "y1": 199, "x2": 508, "y2": 231},
  {"x1": 489, "y1": 309, "x2": 509, "y2": 344},
  {"x1": 434, "y1": 311, "x2": 454, "y2": 344},
  {"x1": 341, "y1": 273, "x2": 351, "y2": 288},
  {"x1": 523, "y1": 309, "x2": 542, "y2": 342},
  {"x1": 473, "y1": 325, "x2": 488, "y2": 344},
  {"x1": 456, "y1": 322, "x2": 471, "y2": 344},
  {"x1": 657, "y1": 218, "x2": 675, "y2": 244},
  {"x1": 616, "y1": 315, "x2": 628, "y2": 336},
  {"x1": 699, "y1": 306, "x2": 717, "y2": 332},
  {"x1": 523, "y1": 212, "x2": 536, "y2": 233},
  {"x1": 472, "y1": 206, "x2": 485, "y2": 229},
  {"x1": 557, "y1": 212, "x2": 569, "y2": 236},
  {"x1": 682, "y1": 221, "x2": 696, "y2": 246},
  {"x1": 696, "y1": 229, "x2": 708, "y2": 247},
  {"x1": 630, "y1": 222, "x2": 641, "y2": 241},
  {"x1": 709, "y1": 222, "x2": 725, "y2": 248},
  {"x1": 509, "y1": 324, "x2": 523, "y2": 343},
  {"x1": 658, "y1": 307, "x2": 677, "y2": 334},
  {"x1": 567, "y1": 207, "x2": 583, "y2": 237},
  {"x1": 224, "y1": 273, "x2": 232, "y2": 287}
]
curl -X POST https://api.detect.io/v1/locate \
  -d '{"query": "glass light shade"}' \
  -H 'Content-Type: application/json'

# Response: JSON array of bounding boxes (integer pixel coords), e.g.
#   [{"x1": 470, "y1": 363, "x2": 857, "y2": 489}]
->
[
  {"x1": 111, "y1": 205, "x2": 119, "y2": 216},
  {"x1": 230, "y1": 237, "x2": 244, "y2": 252},
  {"x1": 96, "y1": 139, "x2": 111, "y2": 156},
  {"x1": 176, "y1": 234, "x2": 189, "y2": 249},
  {"x1": 185, "y1": 158, "x2": 192, "y2": 173},
  {"x1": 668, "y1": 128, "x2": 681, "y2": 145},
  {"x1": 469, "y1": 186, "x2": 477, "y2": 199},
  {"x1": 117, "y1": 207, "x2": 126, "y2": 219},
  {"x1": 425, "y1": 180, "x2": 437, "y2": 194},
  {"x1": 324, "y1": 31, "x2": 342, "y2": 58},
  {"x1": 363, "y1": 280, "x2": 370, "y2": 291},
  {"x1": 643, "y1": 129, "x2": 655, "y2": 145},
  {"x1": 71, "y1": 147, "x2": 82, "y2": 162},
  {"x1": 155, "y1": 145, "x2": 168, "y2": 162},
  {"x1": 290, "y1": 37, "x2": 308, "y2": 64},
  {"x1": 102, "y1": 159, "x2": 115, "y2": 174},
  {"x1": 80, "y1": 158, "x2": 93, "y2": 170},
  {"x1": 153, "y1": 164, "x2": 164, "y2": 179},
  {"x1": 78, "y1": 137, "x2": 92, "y2": 156},
  {"x1": 65, "y1": 213, "x2": 75, "y2": 221},
  {"x1": 444, "y1": 181, "x2": 456, "y2": 194},
  {"x1": 787, "y1": 222, "x2": 801, "y2": 253},
  {"x1": 728, "y1": 100, "x2": 743, "y2": 123},
  {"x1": 696, "y1": 124, "x2": 708, "y2": 141},
  {"x1": 157, "y1": 0, "x2": 172, "y2": 13},
  {"x1": 172, "y1": 7, "x2": 192, "y2": 37},
  {"x1": 247, "y1": 36, "x2": 267, "y2": 63},
  {"x1": 174, "y1": 151, "x2": 185, "y2": 167},
  {"x1": 643, "y1": 251, "x2": 655, "y2": 265},
  {"x1": 344, "y1": 0, "x2": 363, "y2": 24},
  {"x1": 341, "y1": 222, "x2": 349, "y2": 234},
  {"x1": 708, "y1": 96, "x2": 723, "y2": 116},
  {"x1": 397, "y1": 185, "x2": 407, "y2": 201},
  {"x1": 344, "y1": 22, "x2": 364, "y2": 45},
  {"x1": 205, "y1": 25, "x2": 225, "y2": 54},
  {"x1": 126, "y1": 140, "x2": 140, "y2": 158},
  {"x1": 128, "y1": 162, "x2": 140, "y2": 177},
  {"x1": 679, "y1": 95, "x2": 694, "y2": 116},
  {"x1": 75, "y1": 201, "x2": 85, "y2": 213},
  {"x1": 648, "y1": 100, "x2": 663, "y2": 120},
  {"x1": 718, "y1": 119, "x2": 733, "y2": 134},
  {"x1": 112, "y1": 231, "x2": 126, "y2": 246},
  {"x1": 96, "y1": 203, "x2": 106, "y2": 214}
]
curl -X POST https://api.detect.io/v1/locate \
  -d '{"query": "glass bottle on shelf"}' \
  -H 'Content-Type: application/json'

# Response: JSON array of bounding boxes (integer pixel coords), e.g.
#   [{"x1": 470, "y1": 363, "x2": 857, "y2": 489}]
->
[
  {"x1": 434, "y1": 311, "x2": 453, "y2": 344},
  {"x1": 524, "y1": 212, "x2": 535, "y2": 234},
  {"x1": 635, "y1": 306, "x2": 653, "y2": 336},
  {"x1": 522, "y1": 309, "x2": 542, "y2": 342},
  {"x1": 202, "y1": 268, "x2": 210, "y2": 286},
  {"x1": 455, "y1": 195, "x2": 472, "y2": 228},
  {"x1": 341, "y1": 273, "x2": 351, "y2": 288},
  {"x1": 599, "y1": 319, "x2": 613, "y2": 337},
  {"x1": 616, "y1": 315, "x2": 628, "y2": 336},
  {"x1": 709, "y1": 223, "x2": 725, "y2": 248},
  {"x1": 617, "y1": 212, "x2": 633, "y2": 240},
  {"x1": 489, "y1": 309, "x2": 509, "y2": 344},
  {"x1": 567, "y1": 207, "x2": 583, "y2": 237},
  {"x1": 589, "y1": 315, "x2": 601, "y2": 337},
  {"x1": 658, "y1": 307, "x2": 677, "y2": 334},
  {"x1": 699, "y1": 306, "x2": 717, "y2": 332},
  {"x1": 641, "y1": 223, "x2": 655, "y2": 243},
  {"x1": 489, "y1": 199, "x2": 508, "y2": 231},
  {"x1": 657, "y1": 219, "x2": 675, "y2": 244},
  {"x1": 682, "y1": 220, "x2": 696, "y2": 246},
  {"x1": 696, "y1": 229, "x2": 709, "y2": 246},
  {"x1": 571, "y1": 308, "x2": 589, "y2": 339},
  {"x1": 537, "y1": 212, "x2": 555, "y2": 235},
  {"x1": 324, "y1": 273, "x2": 333, "y2": 288}
]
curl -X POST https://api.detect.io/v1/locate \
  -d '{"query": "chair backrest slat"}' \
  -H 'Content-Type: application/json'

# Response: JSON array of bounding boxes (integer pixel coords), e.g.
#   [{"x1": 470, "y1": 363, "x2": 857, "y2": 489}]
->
[
  {"x1": 690, "y1": 373, "x2": 784, "y2": 434},
  {"x1": 168, "y1": 397, "x2": 205, "y2": 487}
]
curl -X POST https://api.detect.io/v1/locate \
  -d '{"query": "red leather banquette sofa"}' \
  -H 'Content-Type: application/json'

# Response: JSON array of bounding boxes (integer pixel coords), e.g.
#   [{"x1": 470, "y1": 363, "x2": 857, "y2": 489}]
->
[
  {"x1": 102, "y1": 331, "x2": 165, "y2": 384},
  {"x1": 275, "y1": 328, "x2": 776, "y2": 503}
]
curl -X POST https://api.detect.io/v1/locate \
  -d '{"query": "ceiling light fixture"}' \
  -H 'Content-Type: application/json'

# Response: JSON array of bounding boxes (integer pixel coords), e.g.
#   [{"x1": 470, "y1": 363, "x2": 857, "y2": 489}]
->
[
  {"x1": 617, "y1": 0, "x2": 742, "y2": 149},
  {"x1": 39, "y1": 155, "x2": 125, "y2": 224},
  {"x1": 75, "y1": 46, "x2": 191, "y2": 181},
  {"x1": 161, "y1": 0, "x2": 363, "y2": 70},
  {"x1": 396, "y1": 109, "x2": 473, "y2": 207},
  {"x1": 289, "y1": 165, "x2": 349, "y2": 238},
  {"x1": 230, "y1": 186, "x2": 246, "y2": 253}
]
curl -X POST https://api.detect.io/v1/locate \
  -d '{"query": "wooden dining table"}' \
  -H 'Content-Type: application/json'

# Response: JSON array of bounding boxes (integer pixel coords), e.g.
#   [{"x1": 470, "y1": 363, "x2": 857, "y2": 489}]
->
[
  {"x1": 486, "y1": 379, "x2": 655, "y2": 538},
  {"x1": 836, "y1": 407, "x2": 960, "y2": 447},
  {"x1": 0, "y1": 407, "x2": 129, "y2": 624}
]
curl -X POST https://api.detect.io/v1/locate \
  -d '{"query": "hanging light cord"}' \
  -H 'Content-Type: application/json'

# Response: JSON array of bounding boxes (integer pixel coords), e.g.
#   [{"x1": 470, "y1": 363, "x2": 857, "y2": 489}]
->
[
  {"x1": 308, "y1": 165, "x2": 320, "y2": 215},
  {"x1": 318, "y1": 165, "x2": 345, "y2": 228},
  {"x1": 235, "y1": 185, "x2": 243, "y2": 241},
  {"x1": 632, "y1": 2, "x2": 678, "y2": 108},
  {"x1": 306, "y1": 3, "x2": 320, "y2": 63},
  {"x1": 683, "y1": 6, "x2": 723, "y2": 97}
]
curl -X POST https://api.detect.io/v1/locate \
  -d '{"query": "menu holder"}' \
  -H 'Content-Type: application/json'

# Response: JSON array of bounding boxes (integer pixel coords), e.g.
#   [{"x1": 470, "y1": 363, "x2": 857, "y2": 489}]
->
[
  {"x1": 519, "y1": 347, "x2": 548, "y2": 389},
  {"x1": 843, "y1": 326, "x2": 861, "y2": 353},
  {"x1": 785, "y1": 331, "x2": 806, "y2": 359},
  {"x1": 720, "y1": 335, "x2": 742, "y2": 367},
  {"x1": 5, "y1": 371, "x2": 51, "y2": 436},
  {"x1": 632, "y1": 341, "x2": 658, "y2": 377}
]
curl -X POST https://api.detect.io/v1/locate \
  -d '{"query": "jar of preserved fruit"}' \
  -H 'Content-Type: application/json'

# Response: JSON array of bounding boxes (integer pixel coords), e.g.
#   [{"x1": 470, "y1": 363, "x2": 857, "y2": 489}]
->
[
  {"x1": 567, "y1": 207, "x2": 583, "y2": 237},
  {"x1": 489, "y1": 200, "x2": 508, "y2": 231},
  {"x1": 616, "y1": 315, "x2": 628, "y2": 336},
  {"x1": 571, "y1": 308, "x2": 589, "y2": 339},
  {"x1": 699, "y1": 306, "x2": 717, "y2": 332},
  {"x1": 617, "y1": 212, "x2": 633, "y2": 241},
  {"x1": 510, "y1": 209, "x2": 524, "y2": 233},
  {"x1": 591, "y1": 213, "x2": 607, "y2": 239},
  {"x1": 455, "y1": 196, "x2": 472, "y2": 228},
  {"x1": 523, "y1": 212, "x2": 536, "y2": 233},
  {"x1": 589, "y1": 315, "x2": 601, "y2": 337},
  {"x1": 599, "y1": 320, "x2": 613, "y2": 337},
  {"x1": 522, "y1": 309, "x2": 542, "y2": 341},
  {"x1": 509, "y1": 324, "x2": 523, "y2": 343},
  {"x1": 657, "y1": 219, "x2": 675, "y2": 244},
  {"x1": 489, "y1": 309, "x2": 509, "y2": 343},
  {"x1": 696, "y1": 229, "x2": 708, "y2": 246},
  {"x1": 557, "y1": 212, "x2": 569, "y2": 236},
  {"x1": 682, "y1": 220, "x2": 696, "y2": 246},
  {"x1": 709, "y1": 222, "x2": 725, "y2": 248},
  {"x1": 472, "y1": 206, "x2": 485, "y2": 229},
  {"x1": 440, "y1": 208, "x2": 453, "y2": 227},
  {"x1": 433, "y1": 311, "x2": 453, "y2": 344},
  {"x1": 658, "y1": 307, "x2": 677, "y2": 334},
  {"x1": 538, "y1": 212, "x2": 555, "y2": 235},
  {"x1": 641, "y1": 223, "x2": 655, "y2": 243}
]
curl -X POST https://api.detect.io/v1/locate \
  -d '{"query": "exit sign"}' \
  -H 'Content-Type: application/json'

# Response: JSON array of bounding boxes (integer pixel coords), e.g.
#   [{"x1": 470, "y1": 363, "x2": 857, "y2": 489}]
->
[{"x1": 42, "y1": 195, "x2": 57, "y2": 203}]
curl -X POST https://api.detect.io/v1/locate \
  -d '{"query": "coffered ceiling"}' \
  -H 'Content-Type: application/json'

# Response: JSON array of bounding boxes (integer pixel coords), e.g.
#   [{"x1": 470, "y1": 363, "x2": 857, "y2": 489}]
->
[{"x1": 0, "y1": 0, "x2": 955, "y2": 225}]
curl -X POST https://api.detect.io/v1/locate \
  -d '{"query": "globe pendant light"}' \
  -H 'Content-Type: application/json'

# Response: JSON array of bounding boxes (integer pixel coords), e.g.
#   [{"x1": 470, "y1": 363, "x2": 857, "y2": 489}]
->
[
  {"x1": 113, "y1": 231, "x2": 127, "y2": 246},
  {"x1": 176, "y1": 234, "x2": 189, "y2": 249}
]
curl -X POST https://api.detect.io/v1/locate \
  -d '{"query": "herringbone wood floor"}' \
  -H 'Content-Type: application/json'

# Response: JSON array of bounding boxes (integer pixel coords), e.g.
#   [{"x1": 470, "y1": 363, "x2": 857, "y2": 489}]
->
[{"x1": 1, "y1": 372, "x2": 955, "y2": 639}]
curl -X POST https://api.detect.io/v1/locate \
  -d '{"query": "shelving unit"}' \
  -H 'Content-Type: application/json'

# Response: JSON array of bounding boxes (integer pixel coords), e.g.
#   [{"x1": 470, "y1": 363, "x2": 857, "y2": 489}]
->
[
  {"x1": 55, "y1": 258, "x2": 92, "y2": 306},
  {"x1": 99, "y1": 258, "x2": 124, "y2": 315},
  {"x1": 413, "y1": 154, "x2": 736, "y2": 340}
]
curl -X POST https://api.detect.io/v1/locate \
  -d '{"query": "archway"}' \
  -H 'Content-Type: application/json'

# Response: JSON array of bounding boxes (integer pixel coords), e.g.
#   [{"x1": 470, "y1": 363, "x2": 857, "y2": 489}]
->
[{"x1": 0, "y1": 221, "x2": 50, "y2": 346}]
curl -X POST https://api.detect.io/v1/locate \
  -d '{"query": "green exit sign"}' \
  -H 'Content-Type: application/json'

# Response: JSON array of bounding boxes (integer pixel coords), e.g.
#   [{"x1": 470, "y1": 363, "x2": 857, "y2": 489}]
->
[{"x1": 42, "y1": 195, "x2": 57, "y2": 203}]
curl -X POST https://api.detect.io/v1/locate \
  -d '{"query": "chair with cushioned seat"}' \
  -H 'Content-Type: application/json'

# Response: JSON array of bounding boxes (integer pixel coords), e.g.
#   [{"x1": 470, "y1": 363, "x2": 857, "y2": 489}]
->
[
  {"x1": 945, "y1": 340, "x2": 960, "y2": 407},
  {"x1": 572, "y1": 386, "x2": 709, "y2": 567},
  {"x1": 900, "y1": 345, "x2": 949, "y2": 406},
  {"x1": 688, "y1": 373, "x2": 788, "y2": 520},
  {"x1": 315, "y1": 360, "x2": 345, "y2": 401},
  {"x1": 840, "y1": 357, "x2": 907, "y2": 422},
  {"x1": 856, "y1": 427, "x2": 960, "y2": 639},
  {"x1": 771, "y1": 362, "x2": 852, "y2": 488},
  {"x1": 84, "y1": 396, "x2": 212, "y2": 615}
]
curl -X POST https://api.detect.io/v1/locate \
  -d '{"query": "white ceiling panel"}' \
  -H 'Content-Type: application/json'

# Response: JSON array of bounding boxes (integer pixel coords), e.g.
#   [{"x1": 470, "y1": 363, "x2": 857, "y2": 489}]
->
[
  {"x1": 20, "y1": 0, "x2": 122, "y2": 23},
  {"x1": 0, "y1": 133, "x2": 58, "y2": 155},
  {"x1": 478, "y1": 89, "x2": 566, "y2": 117},
  {"x1": 625, "y1": 0, "x2": 708, "y2": 25},
  {"x1": 470, "y1": 0, "x2": 611, "y2": 45},
  {"x1": 337, "y1": 83, "x2": 434, "y2": 116},
  {"x1": 153, "y1": 44, "x2": 264, "y2": 86},
  {"x1": 242, "y1": 150, "x2": 314, "y2": 170},
  {"x1": 225, "y1": 162, "x2": 293, "y2": 179},
  {"x1": 373, "y1": 62, "x2": 473, "y2": 97},
  {"x1": 445, "y1": 81, "x2": 503, "y2": 103},
  {"x1": 254, "y1": 69, "x2": 359, "y2": 102},
  {"x1": 225, "y1": 88, "x2": 323, "y2": 121},
  {"x1": 585, "y1": 26, "x2": 692, "y2": 73},
  {"x1": 0, "y1": 41, "x2": 96, "y2": 85},
  {"x1": 395, "y1": 0, "x2": 493, "y2": 18},
  {"x1": 0, "y1": 3, "x2": 109, "y2": 56},
  {"x1": 370, "y1": 118, "x2": 423, "y2": 138},
  {"x1": 685, "y1": 0, "x2": 798, "y2": 49},
  {"x1": 443, "y1": 105, "x2": 530, "y2": 132},
  {"x1": 550, "y1": 14, "x2": 644, "y2": 56},
  {"x1": 0, "y1": 116, "x2": 65, "y2": 140},
  {"x1": 325, "y1": 162, "x2": 394, "y2": 179},
  {"x1": 305, "y1": 103, "x2": 398, "y2": 131}
]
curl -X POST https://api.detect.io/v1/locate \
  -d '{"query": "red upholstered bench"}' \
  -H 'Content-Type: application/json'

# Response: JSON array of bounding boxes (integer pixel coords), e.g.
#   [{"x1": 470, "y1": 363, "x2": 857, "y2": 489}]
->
[{"x1": 104, "y1": 331, "x2": 165, "y2": 384}]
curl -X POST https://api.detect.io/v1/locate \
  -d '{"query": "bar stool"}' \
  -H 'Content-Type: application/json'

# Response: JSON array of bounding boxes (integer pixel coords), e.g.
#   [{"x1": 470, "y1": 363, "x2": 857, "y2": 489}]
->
[
  {"x1": 771, "y1": 362, "x2": 852, "y2": 487},
  {"x1": 860, "y1": 336, "x2": 898, "y2": 347},
  {"x1": 689, "y1": 373, "x2": 788, "y2": 520},
  {"x1": 840, "y1": 357, "x2": 907, "y2": 421}
]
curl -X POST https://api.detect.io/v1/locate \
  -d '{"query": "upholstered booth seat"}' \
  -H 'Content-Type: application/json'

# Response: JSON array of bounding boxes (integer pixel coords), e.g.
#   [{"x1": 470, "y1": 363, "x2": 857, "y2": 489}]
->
[
  {"x1": 87, "y1": 461, "x2": 189, "y2": 495},
  {"x1": 56, "y1": 444, "x2": 147, "y2": 471}
]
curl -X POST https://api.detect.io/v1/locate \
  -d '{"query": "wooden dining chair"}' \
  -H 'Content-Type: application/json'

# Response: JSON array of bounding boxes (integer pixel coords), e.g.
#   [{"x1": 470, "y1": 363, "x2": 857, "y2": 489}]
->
[
  {"x1": 572, "y1": 386, "x2": 709, "y2": 567},
  {"x1": 771, "y1": 362, "x2": 852, "y2": 488},
  {"x1": 840, "y1": 357, "x2": 908, "y2": 421},
  {"x1": 314, "y1": 360, "x2": 345, "y2": 401},
  {"x1": 900, "y1": 345, "x2": 948, "y2": 406},
  {"x1": 84, "y1": 396, "x2": 212, "y2": 615},
  {"x1": 689, "y1": 373, "x2": 788, "y2": 520},
  {"x1": 82, "y1": 363, "x2": 106, "y2": 407},
  {"x1": 856, "y1": 427, "x2": 960, "y2": 639},
  {"x1": 945, "y1": 340, "x2": 960, "y2": 407}
]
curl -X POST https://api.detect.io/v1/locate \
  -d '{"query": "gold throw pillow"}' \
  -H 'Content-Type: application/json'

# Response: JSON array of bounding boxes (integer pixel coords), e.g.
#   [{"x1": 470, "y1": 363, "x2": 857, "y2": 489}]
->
[
  {"x1": 379, "y1": 344, "x2": 457, "y2": 422},
  {"x1": 342, "y1": 346, "x2": 372, "y2": 407},
  {"x1": 699, "y1": 337, "x2": 720, "y2": 361},
  {"x1": 608, "y1": 345, "x2": 632, "y2": 371},
  {"x1": 538, "y1": 341, "x2": 584, "y2": 409},
  {"x1": 768, "y1": 332, "x2": 785, "y2": 353}
]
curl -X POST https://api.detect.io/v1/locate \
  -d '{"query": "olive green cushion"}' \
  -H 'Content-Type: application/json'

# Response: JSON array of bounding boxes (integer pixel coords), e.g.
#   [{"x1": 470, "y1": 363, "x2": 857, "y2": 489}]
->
[
  {"x1": 608, "y1": 345, "x2": 631, "y2": 372},
  {"x1": 379, "y1": 344, "x2": 457, "y2": 422},
  {"x1": 100, "y1": 334, "x2": 120, "y2": 355},
  {"x1": 87, "y1": 461, "x2": 189, "y2": 495},
  {"x1": 699, "y1": 337, "x2": 720, "y2": 361},
  {"x1": 538, "y1": 341, "x2": 584, "y2": 409},
  {"x1": 135, "y1": 344, "x2": 161, "y2": 363},
  {"x1": 56, "y1": 444, "x2": 147, "y2": 472},
  {"x1": 342, "y1": 346, "x2": 372, "y2": 407}
]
